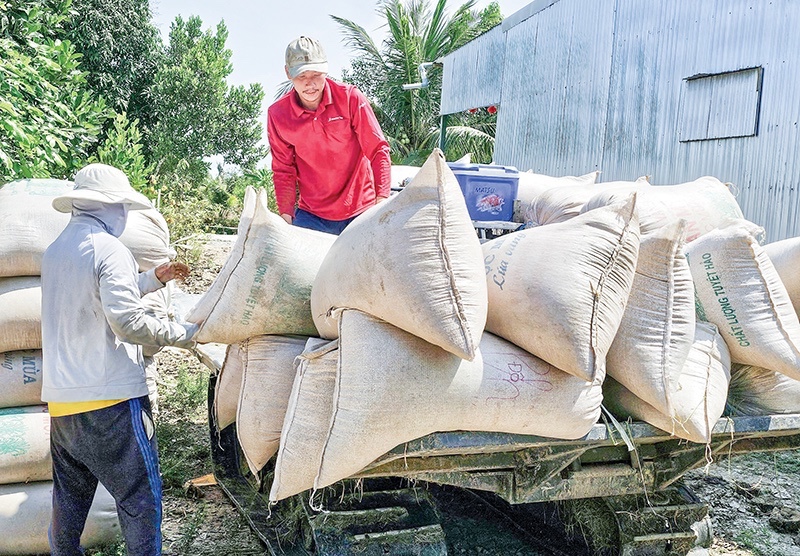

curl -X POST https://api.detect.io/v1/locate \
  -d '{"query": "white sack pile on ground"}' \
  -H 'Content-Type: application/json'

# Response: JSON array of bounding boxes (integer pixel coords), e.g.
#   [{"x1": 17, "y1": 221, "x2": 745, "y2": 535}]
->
[
  {"x1": 311, "y1": 149, "x2": 487, "y2": 361},
  {"x1": 187, "y1": 187, "x2": 336, "y2": 343},
  {"x1": 0, "y1": 176, "x2": 179, "y2": 547},
  {"x1": 0, "y1": 482, "x2": 119, "y2": 554},
  {"x1": 0, "y1": 407, "x2": 52, "y2": 484},
  {"x1": 0, "y1": 178, "x2": 173, "y2": 276},
  {"x1": 0, "y1": 350, "x2": 43, "y2": 409}
]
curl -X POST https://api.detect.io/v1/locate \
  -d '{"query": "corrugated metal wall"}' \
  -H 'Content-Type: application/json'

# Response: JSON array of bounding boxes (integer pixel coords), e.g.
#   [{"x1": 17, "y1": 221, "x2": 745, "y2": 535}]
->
[
  {"x1": 440, "y1": 0, "x2": 800, "y2": 241},
  {"x1": 440, "y1": 25, "x2": 505, "y2": 114}
]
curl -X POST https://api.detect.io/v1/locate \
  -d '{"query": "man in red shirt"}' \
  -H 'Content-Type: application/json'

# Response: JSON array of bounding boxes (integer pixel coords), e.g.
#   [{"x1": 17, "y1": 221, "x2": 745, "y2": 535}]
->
[{"x1": 267, "y1": 36, "x2": 391, "y2": 234}]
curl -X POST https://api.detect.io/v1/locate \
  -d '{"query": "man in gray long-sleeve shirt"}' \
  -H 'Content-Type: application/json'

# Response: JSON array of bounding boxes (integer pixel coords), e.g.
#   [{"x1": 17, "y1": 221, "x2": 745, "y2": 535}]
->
[{"x1": 41, "y1": 163, "x2": 198, "y2": 556}]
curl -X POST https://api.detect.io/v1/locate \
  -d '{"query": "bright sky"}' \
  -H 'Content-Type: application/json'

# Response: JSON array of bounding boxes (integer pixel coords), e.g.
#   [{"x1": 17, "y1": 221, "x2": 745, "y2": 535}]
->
[{"x1": 149, "y1": 0, "x2": 533, "y2": 104}]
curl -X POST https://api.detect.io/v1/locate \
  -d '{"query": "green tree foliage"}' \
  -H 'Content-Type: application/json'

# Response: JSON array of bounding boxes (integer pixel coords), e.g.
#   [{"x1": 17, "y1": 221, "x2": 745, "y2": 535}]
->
[
  {"x1": 335, "y1": 0, "x2": 502, "y2": 164},
  {"x1": 63, "y1": 0, "x2": 162, "y2": 147},
  {"x1": 89, "y1": 112, "x2": 152, "y2": 189},
  {"x1": 149, "y1": 16, "x2": 266, "y2": 182},
  {"x1": 0, "y1": 0, "x2": 109, "y2": 181}
]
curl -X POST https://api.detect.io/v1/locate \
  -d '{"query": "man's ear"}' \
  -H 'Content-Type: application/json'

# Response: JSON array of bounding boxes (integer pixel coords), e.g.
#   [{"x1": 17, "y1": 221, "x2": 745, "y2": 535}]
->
[{"x1": 285, "y1": 66, "x2": 291, "y2": 80}]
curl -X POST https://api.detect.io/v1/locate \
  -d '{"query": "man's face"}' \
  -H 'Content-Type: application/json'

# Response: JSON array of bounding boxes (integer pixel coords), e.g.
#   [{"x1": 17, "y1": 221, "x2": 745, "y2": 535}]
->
[{"x1": 289, "y1": 70, "x2": 327, "y2": 109}]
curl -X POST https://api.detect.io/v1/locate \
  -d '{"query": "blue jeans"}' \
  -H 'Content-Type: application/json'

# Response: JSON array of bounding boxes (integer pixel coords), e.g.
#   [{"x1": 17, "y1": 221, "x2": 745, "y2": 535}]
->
[
  {"x1": 49, "y1": 397, "x2": 162, "y2": 556},
  {"x1": 293, "y1": 208, "x2": 357, "y2": 235}
]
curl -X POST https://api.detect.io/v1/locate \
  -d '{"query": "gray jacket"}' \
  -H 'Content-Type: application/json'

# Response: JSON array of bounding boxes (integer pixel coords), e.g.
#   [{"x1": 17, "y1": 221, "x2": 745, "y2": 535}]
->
[{"x1": 41, "y1": 202, "x2": 198, "y2": 403}]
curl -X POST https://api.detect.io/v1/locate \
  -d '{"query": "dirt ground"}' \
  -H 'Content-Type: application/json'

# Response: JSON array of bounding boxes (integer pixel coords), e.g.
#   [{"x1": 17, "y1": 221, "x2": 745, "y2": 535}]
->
[{"x1": 152, "y1": 234, "x2": 800, "y2": 556}]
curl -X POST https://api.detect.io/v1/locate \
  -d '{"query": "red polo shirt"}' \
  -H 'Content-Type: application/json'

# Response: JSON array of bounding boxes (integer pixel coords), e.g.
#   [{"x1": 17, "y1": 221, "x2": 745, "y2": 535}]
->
[{"x1": 267, "y1": 78, "x2": 391, "y2": 220}]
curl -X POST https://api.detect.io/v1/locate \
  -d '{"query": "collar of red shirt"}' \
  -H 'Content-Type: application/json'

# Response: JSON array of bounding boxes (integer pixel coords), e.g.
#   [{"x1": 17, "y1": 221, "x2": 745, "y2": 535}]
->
[{"x1": 289, "y1": 78, "x2": 334, "y2": 117}]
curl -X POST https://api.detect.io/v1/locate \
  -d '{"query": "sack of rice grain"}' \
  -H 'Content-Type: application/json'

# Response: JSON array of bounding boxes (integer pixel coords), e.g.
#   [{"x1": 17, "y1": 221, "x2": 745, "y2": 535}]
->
[
  {"x1": 584, "y1": 176, "x2": 743, "y2": 242},
  {"x1": 312, "y1": 310, "x2": 605, "y2": 492},
  {"x1": 311, "y1": 149, "x2": 487, "y2": 361},
  {"x1": 0, "y1": 481, "x2": 119, "y2": 554},
  {"x1": 685, "y1": 220, "x2": 800, "y2": 380},
  {"x1": 483, "y1": 196, "x2": 640, "y2": 382},
  {"x1": 727, "y1": 363, "x2": 800, "y2": 415},
  {"x1": 514, "y1": 170, "x2": 599, "y2": 223},
  {"x1": 270, "y1": 338, "x2": 338, "y2": 502},
  {"x1": 0, "y1": 350, "x2": 43, "y2": 409},
  {"x1": 527, "y1": 177, "x2": 648, "y2": 226},
  {"x1": 0, "y1": 406, "x2": 52, "y2": 484},
  {"x1": 187, "y1": 187, "x2": 336, "y2": 343},
  {"x1": 0, "y1": 277, "x2": 42, "y2": 353},
  {"x1": 235, "y1": 335, "x2": 308, "y2": 477},
  {"x1": 603, "y1": 322, "x2": 731, "y2": 444},
  {"x1": 213, "y1": 344, "x2": 245, "y2": 430},
  {"x1": 0, "y1": 178, "x2": 173, "y2": 276},
  {"x1": 605, "y1": 219, "x2": 695, "y2": 415},
  {"x1": 764, "y1": 236, "x2": 800, "y2": 317}
]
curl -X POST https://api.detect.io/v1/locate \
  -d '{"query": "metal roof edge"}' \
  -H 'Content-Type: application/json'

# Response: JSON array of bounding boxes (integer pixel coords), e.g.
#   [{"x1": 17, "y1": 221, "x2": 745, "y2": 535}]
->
[{"x1": 501, "y1": 0, "x2": 561, "y2": 32}]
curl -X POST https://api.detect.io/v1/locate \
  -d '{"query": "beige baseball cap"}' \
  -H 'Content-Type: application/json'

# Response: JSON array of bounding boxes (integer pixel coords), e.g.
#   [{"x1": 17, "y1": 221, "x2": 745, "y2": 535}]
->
[{"x1": 285, "y1": 36, "x2": 328, "y2": 78}]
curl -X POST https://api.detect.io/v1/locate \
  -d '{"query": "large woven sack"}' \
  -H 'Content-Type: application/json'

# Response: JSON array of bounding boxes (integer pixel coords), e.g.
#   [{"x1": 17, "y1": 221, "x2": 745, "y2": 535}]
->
[
  {"x1": 187, "y1": 187, "x2": 336, "y2": 343},
  {"x1": 727, "y1": 364, "x2": 800, "y2": 415},
  {"x1": 0, "y1": 350, "x2": 43, "y2": 409},
  {"x1": 0, "y1": 406, "x2": 51, "y2": 484},
  {"x1": 527, "y1": 177, "x2": 648, "y2": 226},
  {"x1": 604, "y1": 322, "x2": 731, "y2": 444},
  {"x1": 214, "y1": 344, "x2": 244, "y2": 430},
  {"x1": 584, "y1": 177, "x2": 743, "y2": 242},
  {"x1": 0, "y1": 179, "x2": 72, "y2": 276},
  {"x1": 120, "y1": 208, "x2": 174, "y2": 271},
  {"x1": 270, "y1": 338, "x2": 337, "y2": 502},
  {"x1": 764, "y1": 236, "x2": 800, "y2": 318},
  {"x1": 606, "y1": 219, "x2": 695, "y2": 415},
  {"x1": 515, "y1": 170, "x2": 599, "y2": 223},
  {"x1": 685, "y1": 220, "x2": 800, "y2": 380},
  {"x1": 311, "y1": 149, "x2": 487, "y2": 361},
  {"x1": 0, "y1": 277, "x2": 41, "y2": 353},
  {"x1": 0, "y1": 178, "x2": 173, "y2": 275},
  {"x1": 312, "y1": 310, "x2": 605, "y2": 491},
  {"x1": 0, "y1": 481, "x2": 119, "y2": 554},
  {"x1": 483, "y1": 196, "x2": 640, "y2": 382},
  {"x1": 236, "y1": 335, "x2": 308, "y2": 477}
]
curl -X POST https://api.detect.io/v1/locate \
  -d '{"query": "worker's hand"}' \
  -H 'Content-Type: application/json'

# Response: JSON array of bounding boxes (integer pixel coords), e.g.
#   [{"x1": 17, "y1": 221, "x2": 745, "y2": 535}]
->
[
  {"x1": 375, "y1": 195, "x2": 389, "y2": 204},
  {"x1": 155, "y1": 261, "x2": 190, "y2": 283},
  {"x1": 281, "y1": 213, "x2": 293, "y2": 225}
]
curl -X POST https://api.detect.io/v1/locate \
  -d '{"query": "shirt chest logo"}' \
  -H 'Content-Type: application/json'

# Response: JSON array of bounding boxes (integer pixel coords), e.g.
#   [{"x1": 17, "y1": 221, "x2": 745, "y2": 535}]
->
[{"x1": 327, "y1": 116, "x2": 344, "y2": 122}]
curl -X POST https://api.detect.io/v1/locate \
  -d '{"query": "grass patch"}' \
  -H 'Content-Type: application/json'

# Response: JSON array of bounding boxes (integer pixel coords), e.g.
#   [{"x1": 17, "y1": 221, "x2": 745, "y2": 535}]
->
[
  {"x1": 85, "y1": 540, "x2": 125, "y2": 556},
  {"x1": 157, "y1": 359, "x2": 211, "y2": 491},
  {"x1": 733, "y1": 525, "x2": 772, "y2": 554}
]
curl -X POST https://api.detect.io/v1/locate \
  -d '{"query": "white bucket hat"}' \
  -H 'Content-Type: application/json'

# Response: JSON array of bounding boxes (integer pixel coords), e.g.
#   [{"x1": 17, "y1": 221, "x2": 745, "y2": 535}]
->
[{"x1": 52, "y1": 163, "x2": 152, "y2": 213}]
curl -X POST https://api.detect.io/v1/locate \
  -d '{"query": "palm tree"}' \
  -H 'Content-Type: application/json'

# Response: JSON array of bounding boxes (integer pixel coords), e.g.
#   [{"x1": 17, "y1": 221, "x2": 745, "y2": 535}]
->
[{"x1": 333, "y1": 0, "x2": 502, "y2": 165}]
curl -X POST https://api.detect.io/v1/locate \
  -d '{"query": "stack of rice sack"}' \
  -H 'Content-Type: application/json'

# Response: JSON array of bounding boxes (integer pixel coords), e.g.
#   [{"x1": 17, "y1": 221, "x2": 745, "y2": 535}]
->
[
  {"x1": 193, "y1": 148, "x2": 800, "y2": 505},
  {"x1": 191, "y1": 150, "x2": 646, "y2": 504},
  {"x1": 0, "y1": 178, "x2": 175, "y2": 553}
]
